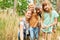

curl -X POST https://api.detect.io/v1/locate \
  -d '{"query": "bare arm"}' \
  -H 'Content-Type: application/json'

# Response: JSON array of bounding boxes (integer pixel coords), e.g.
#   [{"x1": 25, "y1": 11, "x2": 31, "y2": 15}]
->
[
  {"x1": 20, "y1": 25, "x2": 24, "y2": 40},
  {"x1": 48, "y1": 18, "x2": 58, "y2": 27}
]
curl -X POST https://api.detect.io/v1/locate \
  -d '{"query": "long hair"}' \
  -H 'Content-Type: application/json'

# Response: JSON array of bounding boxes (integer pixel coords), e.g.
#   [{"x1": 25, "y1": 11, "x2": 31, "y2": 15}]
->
[
  {"x1": 42, "y1": 0, "x2": 52, "y2": 13},
  {"x1": 42, "y1": 0, "x2": 53, "y2": 17},
  {"x1": 25, "y1": 10, "x2": 32, "y2": 23}
]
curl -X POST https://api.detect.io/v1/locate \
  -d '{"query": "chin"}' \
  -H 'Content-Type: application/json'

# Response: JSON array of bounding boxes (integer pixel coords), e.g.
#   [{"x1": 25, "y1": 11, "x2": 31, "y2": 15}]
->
[
  {"x1": 28, "y1": 17, "x2": 30, "y2": 18},
  {"x1": 45, "y1": 9, "x2": 49, "y2": 12},
  {"x1": 46, "y1": 9, "x2": 48, "y2": 10}
]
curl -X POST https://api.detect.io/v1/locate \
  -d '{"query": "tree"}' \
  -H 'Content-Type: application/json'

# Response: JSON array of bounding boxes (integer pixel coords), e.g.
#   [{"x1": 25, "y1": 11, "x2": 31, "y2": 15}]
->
[
  {"x1": 17, "y1": 0, "x2": 28, "y2": 16},
  {"x1": 0, "y1": 0, "x2": 14, "y2": 9},
  {"x1": 50, "y1": 0, "x2": 57, "y2": 10},
  {"x1": 13, "y1": 0, "x2": 17, "y2": 15}
]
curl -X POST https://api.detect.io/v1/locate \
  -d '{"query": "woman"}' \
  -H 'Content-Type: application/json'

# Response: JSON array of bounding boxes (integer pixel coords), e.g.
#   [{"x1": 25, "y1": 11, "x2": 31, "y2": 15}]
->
[{"x1": 41, "y1": 1, "x2": 59, "y2": 40}]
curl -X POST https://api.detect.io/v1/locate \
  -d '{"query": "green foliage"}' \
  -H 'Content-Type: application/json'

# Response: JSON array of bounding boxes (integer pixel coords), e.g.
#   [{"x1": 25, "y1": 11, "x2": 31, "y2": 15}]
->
[
  {"x1": 17, "y1": 0, "x2": 28, "y2": 16},
  {"x1": 0, "y1": 0, "x2": 58, "y2": 16},
  {"x1": 49, "y1": 0, "x2": 57, "y2": 10},
  {"x1": 0, "y1": 0, "x2": 14, "y2": 9},
  {"x1": 4, "y1": 0, "x2": 14, "y2": 8},
  {"x1": 0, "y1": 0, "x2": 28, "y2": 16}
]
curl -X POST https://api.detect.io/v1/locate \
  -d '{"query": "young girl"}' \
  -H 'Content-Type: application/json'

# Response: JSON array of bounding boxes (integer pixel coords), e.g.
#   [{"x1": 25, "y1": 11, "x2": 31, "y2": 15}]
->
[
  {"x1": 41, "y1": 1, "x2": 59, "y2": 40},
  {"x1": 35, "y1": 6, "x2": 43, "y2": 40},
  {"x1": 28, "y1": 3, "x2": 39, "y2": 40},
  {"x1": 19, "y1": 10, "x2": 32, "y2": 40},
  {"x1": 35, "y1": 6, "x2": 42, "y2": 18}
]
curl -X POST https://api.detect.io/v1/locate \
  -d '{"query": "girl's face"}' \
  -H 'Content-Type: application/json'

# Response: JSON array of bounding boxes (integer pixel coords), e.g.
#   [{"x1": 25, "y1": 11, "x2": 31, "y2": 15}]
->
[
  {"x1": 29, "y1": 5, "x2": 34, "y2": 12},
  {"x1": 44, "y1": 4, "x2": 50, "y2": 12},
  {"x1": 39, "y1": 7, "x2": 42, "y2": 13},
  {"x1": 36, "y1": 7, "x2": 42, "y2": 14},
  {"x1": 25, "y1": 11, "x2": 32, "y2": 19}
]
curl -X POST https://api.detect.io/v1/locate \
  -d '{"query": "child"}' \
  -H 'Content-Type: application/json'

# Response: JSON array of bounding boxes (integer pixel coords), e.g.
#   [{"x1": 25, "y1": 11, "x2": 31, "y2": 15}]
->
[
  {"x1": 35, "y1": 6, "x2": 43, "y2": 40},
  {"x1": 28, "y1": 3, "x2": 39, "y2": 40},
  {"x1": 18, "y1": 10, "x2": 32, "y2": 40},
  {"x1": 41, "y1": 1, "x2": 59, "y2": 40},
  {"x1": 35, "y1": 6, "x2": 42, "y2": 18}
]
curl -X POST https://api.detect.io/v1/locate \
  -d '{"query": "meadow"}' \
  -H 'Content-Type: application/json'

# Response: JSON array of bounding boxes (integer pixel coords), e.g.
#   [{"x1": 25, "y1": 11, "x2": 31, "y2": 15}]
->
[
  {"x1": 0, "y1": 10, "x2": 60, "y2": 40},
  {"x1": 0, "y1": 10, "x2": 19, "y2": 40}
]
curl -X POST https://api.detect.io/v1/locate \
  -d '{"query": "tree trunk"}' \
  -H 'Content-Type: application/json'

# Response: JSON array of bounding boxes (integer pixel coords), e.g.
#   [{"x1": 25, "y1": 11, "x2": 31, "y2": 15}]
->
[{"x1": 13, "y1": 0, "x2": 17, "y2": 15}]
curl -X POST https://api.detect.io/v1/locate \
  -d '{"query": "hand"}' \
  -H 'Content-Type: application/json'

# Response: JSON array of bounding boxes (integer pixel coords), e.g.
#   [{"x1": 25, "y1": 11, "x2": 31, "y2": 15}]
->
[
  {"x1": 41, "y1": 26, "x2": 46, "y2": 29},
  {"x1": 45, "y1": 26, "x2": 48, "y2": 29},
  {"x1": 45, "y1": 25, "x2": 51, "y2": 29}
]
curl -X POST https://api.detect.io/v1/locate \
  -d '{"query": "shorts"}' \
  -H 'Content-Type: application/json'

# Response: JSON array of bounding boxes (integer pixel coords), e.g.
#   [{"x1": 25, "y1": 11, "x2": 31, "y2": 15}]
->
[{"x1": 42, "y1": 26, "x2": 53, "y2": 33}]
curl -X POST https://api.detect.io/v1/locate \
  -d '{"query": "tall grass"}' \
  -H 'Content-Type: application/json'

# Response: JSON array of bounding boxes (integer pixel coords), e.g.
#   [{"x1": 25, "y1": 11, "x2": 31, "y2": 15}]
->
[
  {"x1": 0, "y1": 10, "x2": 19, "y2": 40},
  {"x1": 58, "y1": 14, "x2": 60, "y2": 22},
  {"x1": 0, "y1": 10, "x2": 60, "y2": 40}
]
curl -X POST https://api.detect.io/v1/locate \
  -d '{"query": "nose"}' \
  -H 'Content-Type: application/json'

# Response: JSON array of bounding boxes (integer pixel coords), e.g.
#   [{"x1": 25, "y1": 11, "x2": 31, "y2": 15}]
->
[{"x1": 28, "y1": 14, "x2": 31, "y2": 16}]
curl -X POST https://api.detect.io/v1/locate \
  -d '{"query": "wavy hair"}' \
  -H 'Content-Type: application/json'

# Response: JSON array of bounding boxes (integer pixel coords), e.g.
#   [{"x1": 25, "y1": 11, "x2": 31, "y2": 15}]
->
[
  {"x1": 42, "y1": 0, "x2": 53, "y2": 21},
  {"x1": 42, "y1": 0, "x2": 52, "y2": 12}
]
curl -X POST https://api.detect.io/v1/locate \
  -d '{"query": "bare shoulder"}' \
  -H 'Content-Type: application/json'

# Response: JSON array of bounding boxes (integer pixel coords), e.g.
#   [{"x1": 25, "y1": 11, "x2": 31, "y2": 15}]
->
[
  {"x1": 20, "y1": 17, "x2": 25, "y2": 21},
  {"x1": 20, "y1": 17, "x2": 23, "y2": 21}
]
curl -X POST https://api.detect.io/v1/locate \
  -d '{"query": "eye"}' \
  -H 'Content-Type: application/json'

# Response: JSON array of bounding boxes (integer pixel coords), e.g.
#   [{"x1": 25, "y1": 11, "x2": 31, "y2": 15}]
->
[{"x1": 28, "y1": 13, "x2": 30, "y2": 14}]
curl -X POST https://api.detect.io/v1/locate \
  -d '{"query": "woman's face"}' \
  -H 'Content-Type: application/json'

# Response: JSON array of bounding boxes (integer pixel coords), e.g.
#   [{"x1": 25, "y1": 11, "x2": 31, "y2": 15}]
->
[{"x1": 25, "y1": 11, "x2": 32, "y2": 19}]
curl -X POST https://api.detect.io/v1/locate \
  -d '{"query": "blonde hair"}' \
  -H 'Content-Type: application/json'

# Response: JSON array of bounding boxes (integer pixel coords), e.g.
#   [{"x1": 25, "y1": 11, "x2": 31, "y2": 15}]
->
[
  {"x1": 42, "y1": 0, "x2": 52, "y2": 12},
  {"x1": 42, "y1": 0, "x2": 53, "y2": 21},
  {"x1": 28, "y1": 3, "x2": 35, "y2": 9}
]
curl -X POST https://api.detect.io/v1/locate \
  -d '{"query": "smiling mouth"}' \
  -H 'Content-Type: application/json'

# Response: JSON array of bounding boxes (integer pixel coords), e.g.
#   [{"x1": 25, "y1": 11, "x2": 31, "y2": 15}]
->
[{"x1": 45, "y1": 8, "x2": 48, "y2": 10}]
